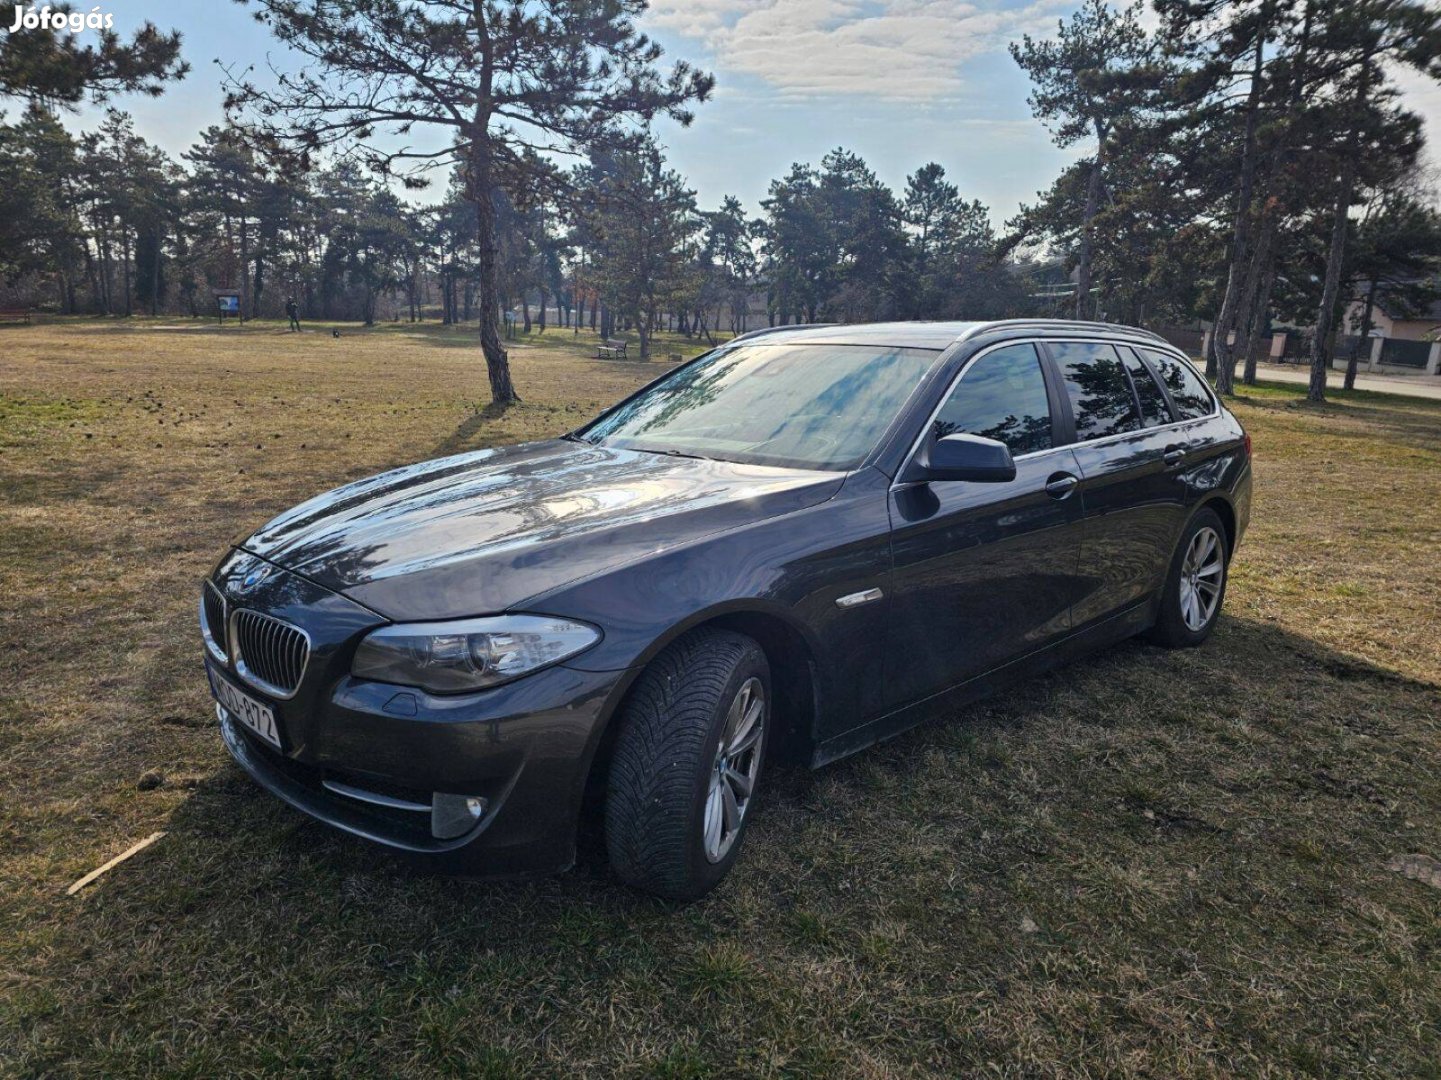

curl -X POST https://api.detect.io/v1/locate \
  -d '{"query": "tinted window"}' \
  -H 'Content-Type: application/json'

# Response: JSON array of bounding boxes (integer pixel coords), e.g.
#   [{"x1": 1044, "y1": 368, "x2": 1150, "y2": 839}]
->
[
  {"x1": 1049, "y1": 342, "x2": 1141, "y2": 442},
  {"x1": 1139, "y1": 347, "x2": 1215, "y2": 421},
  {"x1": 1120, "y1": 347, "x2": 1171, "y2": 427},
  {"x1": 933, "y1": 343, "x2": 1052, "y2": 456},
  {"x1": 581, "y1": 343, "x2": 938, "y2": 471}
]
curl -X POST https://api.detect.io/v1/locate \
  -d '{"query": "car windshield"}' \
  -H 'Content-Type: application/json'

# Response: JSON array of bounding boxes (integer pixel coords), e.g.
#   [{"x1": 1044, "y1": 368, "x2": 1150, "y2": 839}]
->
[{"x1": 579, "y1": 342, "x2": 940, "y2": 471}]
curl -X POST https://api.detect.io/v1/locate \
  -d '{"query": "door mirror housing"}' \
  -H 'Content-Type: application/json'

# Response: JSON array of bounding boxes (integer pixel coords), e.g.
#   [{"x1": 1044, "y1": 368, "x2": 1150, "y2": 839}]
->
[{"x1": 910, "y1": 432, "x2": 1016, "y2": 483}]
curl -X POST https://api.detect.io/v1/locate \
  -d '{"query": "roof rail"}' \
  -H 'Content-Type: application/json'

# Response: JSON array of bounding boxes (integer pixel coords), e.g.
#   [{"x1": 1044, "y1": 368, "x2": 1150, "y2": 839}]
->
[
  {"x1": 727, "y1": 322, "x2": 839, "y2": 345},
  {"x1": 960, "y1": 319, "x2": 1169, "y2": 345}
]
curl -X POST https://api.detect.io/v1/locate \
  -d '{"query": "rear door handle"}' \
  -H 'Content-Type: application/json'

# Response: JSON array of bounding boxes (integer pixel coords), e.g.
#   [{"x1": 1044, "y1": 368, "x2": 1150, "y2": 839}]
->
[
  {"x1": 1162, "y1": 446, "x2": 1185, "y2": 468},
  {"x1": 1045, "y1": 472, "x2": 1079, "y2": 499}
]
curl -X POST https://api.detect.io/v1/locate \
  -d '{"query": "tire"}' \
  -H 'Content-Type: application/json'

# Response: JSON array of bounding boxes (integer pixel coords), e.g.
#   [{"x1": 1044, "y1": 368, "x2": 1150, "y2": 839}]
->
[
  {"x1": 1148, "y1": 506, "x2": 1229, "y2": 648},
  {"x1": 605, "y1": 628, "x2": 770, "y2": 901}
]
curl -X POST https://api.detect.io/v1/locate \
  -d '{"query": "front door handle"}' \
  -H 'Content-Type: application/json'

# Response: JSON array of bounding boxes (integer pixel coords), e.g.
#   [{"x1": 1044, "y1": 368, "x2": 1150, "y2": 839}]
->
[
  {"x1": 1045, "y1": 472, "x2": 1079, "y2": 499},
  {"x1": 1162, "y1": 446, "x2": 1185, "y2": 468}
]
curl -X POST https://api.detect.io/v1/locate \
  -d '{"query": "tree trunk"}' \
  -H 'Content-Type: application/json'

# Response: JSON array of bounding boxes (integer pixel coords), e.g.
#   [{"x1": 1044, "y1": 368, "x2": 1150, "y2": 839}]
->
[
  {"x1": 238, "y1": 216, "x2": 249, "y2": 321},
  {"x1": 1074, "y1": 146, "x2": 1103, "y2": 321},
  {"x1": 122, "y1": 228, "x2": 133, "y2": 317},
  {"x1": 253, "y1": 251, "x2": 265, "y2": 319},
  {"x1": 1344, "y1": 278, "x2": 1378, "y2": 391},
  {"x1": 538, "y1": 286, "x2": 547, "y2": 333},
  {"x1": 1308, "y1": 52, "x2": 1372, "y2": 404},
  {"x1": 1308, "y1": 163, "x2": 1356, "y2": 402},
  {"x1": 1210, "y1": 21, "x2": 1269, "y2": 390},
  {"x1": 521, "y1": 296, "x2": 531, "y2": 333},
  {"x1": 82, "y1": 242, "x2": 100, "y2": 313},
  {"x1": 1242, "y1": 256, "x2": 1277, "y2": 386},
  {"x1": 151, "y1": 231, "x2": 162, "y2": 316},
  {"x1": 635, "y1": 309, "x2": 650, "y2": 360},
  {"x1": 473, "y1": 173, "x2": 518, "y2": 403},
  {"x1": 1224, "y1": 207, "x2": 1276, "y2": 391},
  {"x1": 695, "y1": 308, "x2": 716, "y2": 347}
]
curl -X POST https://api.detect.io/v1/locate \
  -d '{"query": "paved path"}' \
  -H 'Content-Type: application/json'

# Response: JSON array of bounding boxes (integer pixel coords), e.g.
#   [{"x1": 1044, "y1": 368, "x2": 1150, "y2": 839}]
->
[{"x1": 1245, "y1": 362, "x2": 1441, "y2": 401}]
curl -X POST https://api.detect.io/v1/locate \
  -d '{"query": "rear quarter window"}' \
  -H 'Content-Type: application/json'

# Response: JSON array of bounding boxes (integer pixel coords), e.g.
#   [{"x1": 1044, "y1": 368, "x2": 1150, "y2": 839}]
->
[
  {"x1": 1119, "y1": 347, "x2": 1172, "y2": 427},
  {"x1": 1139, "y1": 347, "x2": 1216, "y2": 421}
]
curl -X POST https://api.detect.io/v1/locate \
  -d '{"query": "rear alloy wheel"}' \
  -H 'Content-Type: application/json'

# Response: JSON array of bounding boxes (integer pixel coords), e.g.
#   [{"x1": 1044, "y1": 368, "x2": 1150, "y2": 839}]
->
[
  {"x1": 1179, "y1": 525, "x2": 1224, "y2": 632},
  {"x1": 1149, "y1": 507, "x2": 1229, "y2": 648},
  {"x1": 605, "y1": 628, "x2": 770, "y2": 900}
]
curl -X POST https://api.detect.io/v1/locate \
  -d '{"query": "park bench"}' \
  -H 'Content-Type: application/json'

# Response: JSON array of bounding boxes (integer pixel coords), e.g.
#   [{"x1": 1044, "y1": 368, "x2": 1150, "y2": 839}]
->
[
  {"x1": 0, "y1": 307, "x2": 33, "y2": 325},
  {"x1": 597, "y1": 338, "x2": 629, "y2": 360}
]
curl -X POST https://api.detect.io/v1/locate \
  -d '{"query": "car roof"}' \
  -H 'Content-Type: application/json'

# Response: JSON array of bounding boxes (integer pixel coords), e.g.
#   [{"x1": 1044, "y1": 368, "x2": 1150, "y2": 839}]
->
[{"x1": 732, "y1": 319, "x2": 1171, "y2": 351}]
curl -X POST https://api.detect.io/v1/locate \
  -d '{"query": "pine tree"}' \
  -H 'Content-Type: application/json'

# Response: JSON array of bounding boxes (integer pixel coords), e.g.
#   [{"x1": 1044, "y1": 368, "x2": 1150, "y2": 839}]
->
[
  {"x1": 0, "y1": 2, "x2": 186, "y2": 106},
  {"x1": 229, "y1": 0, "x2": 711, "y2": 405},
  {"x1": 1010, "y1": 0, "x2": 1149, "y2": 319}
]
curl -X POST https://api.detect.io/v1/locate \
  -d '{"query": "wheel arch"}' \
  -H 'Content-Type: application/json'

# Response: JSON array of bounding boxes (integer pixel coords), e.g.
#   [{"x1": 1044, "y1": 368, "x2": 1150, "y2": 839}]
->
[
  {"x1": 1197, "y1": 494, "x2": 1237, "y2": 562},
  {"x1": 573, "y1": 602, "x2": 822, "y2": 852}
]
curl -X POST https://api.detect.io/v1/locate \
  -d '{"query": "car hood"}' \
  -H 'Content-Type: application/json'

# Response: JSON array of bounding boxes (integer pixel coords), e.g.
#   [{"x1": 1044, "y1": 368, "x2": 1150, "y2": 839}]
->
[{"x1": 239, "y1": 439, "x2": 845, "y2": 620}]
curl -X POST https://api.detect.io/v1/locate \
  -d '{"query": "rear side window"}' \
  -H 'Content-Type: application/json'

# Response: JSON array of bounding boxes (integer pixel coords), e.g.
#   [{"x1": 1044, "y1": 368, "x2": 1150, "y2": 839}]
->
[
  {"x1": 1120, "y1": 347, "x2": 1171, "y2": 427},
  {"x1": 1139, "y1": 347, "x2": 1215, "y2": 421},
  {"x1": 933, "y1": 343, "x2": 1052, "y2": 455},
  {"x1": 1048, "y1": 342, "x2": 1141, "y2": 442}
]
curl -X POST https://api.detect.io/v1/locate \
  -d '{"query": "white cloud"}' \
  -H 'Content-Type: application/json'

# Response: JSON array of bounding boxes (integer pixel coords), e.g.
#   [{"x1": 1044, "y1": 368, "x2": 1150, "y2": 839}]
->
[{"x1": 645, "y1": 0, "x2": 1075, "y2": 102}]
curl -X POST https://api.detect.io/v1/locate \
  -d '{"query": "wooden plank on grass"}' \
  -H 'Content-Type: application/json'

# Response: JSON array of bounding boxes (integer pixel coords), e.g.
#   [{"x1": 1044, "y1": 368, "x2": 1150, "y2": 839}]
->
[{"x1": 66, "y1": 832, "x2": 166, "y2": 895}]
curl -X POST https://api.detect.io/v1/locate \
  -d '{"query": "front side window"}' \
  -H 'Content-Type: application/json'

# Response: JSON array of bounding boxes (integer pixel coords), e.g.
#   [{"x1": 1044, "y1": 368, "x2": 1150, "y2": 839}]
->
[
  {"x1": 1139, "y1": 347, "x2": 1216, "y2": 421},
  {"x1": 932, "y1": 343, "x2": 1052, "y2": 456},
  {"x1": 1120, "y1": 347, "x2": 1172, "y2": 427},
  {"x1": 580, "y1": 343, "x2": 939, "y2": 471},
  {"x1": 1049, "y1": 341, "x2": 1142, "y2": 442}
]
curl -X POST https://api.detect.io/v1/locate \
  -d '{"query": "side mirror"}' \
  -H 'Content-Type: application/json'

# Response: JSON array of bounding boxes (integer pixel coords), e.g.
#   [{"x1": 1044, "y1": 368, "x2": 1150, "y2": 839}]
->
[{"x1": 912, "y1": 432, "x2": 1016, "y2": 483}]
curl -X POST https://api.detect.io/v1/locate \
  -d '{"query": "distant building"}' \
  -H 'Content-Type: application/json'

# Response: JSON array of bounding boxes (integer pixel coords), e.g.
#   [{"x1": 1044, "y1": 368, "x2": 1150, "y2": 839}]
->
[{"x1": 1339, "y1": 283, "x2": 1441, "y2": 374}]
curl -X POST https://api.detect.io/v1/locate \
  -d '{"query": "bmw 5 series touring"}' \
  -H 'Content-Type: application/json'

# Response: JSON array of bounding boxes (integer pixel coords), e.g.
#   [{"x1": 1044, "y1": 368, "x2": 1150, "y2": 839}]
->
[{"x1": 201, "y1": 319, "x2": 1251, "y2": 899}]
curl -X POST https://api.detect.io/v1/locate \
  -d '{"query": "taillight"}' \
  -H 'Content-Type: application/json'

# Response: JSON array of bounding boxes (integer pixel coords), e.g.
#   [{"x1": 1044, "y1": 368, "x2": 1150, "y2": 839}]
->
[{"x1": 1243, "y1": 433, "x2": 1252, "y2": 458}]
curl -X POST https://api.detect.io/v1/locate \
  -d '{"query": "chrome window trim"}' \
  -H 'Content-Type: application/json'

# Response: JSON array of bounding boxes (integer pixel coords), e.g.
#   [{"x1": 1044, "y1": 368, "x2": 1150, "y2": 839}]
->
[
  {"x1": 200, "y1": 582, "x2": 228, "y2": 664},
  {"x1": 229, "y1": 608, "x2": 312, "y2": 701},
  {"x1": 892, "y1": 337, "x2": 1218, "y2": 491}
]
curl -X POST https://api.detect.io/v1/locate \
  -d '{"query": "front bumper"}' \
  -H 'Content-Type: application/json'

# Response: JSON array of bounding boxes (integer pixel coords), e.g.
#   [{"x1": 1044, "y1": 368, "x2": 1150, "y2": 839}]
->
[
  {"x1": 214, "y1": 658, "x2": 624, "y2": 874},
  {"x1": 205, "y1": 549, "x2": 626, "y2": 876}
]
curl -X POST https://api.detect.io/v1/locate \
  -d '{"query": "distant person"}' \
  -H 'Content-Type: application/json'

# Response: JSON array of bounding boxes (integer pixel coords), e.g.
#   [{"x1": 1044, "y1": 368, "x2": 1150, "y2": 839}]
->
[{"x1": 286, "y1": 297, "x2": 300, "y2": 332}]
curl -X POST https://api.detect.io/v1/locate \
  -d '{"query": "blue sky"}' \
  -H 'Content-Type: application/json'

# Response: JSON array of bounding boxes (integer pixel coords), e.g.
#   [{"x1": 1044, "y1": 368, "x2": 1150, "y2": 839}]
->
[{"x1": 72, "y1": 0, "x2": 1441, "y2": 228}]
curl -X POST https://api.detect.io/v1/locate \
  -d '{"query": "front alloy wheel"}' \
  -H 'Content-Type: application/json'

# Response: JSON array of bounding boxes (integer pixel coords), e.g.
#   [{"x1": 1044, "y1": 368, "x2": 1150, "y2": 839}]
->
[{"x1": 703, "y1": 677, "x2": 765, "y2": 863}]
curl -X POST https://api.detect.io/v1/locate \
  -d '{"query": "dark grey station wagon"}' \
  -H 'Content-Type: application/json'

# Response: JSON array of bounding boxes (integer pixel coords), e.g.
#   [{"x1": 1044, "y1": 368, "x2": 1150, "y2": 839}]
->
[{"x1": 201, "y1": 319, "x2": 1251, "y2": 898}]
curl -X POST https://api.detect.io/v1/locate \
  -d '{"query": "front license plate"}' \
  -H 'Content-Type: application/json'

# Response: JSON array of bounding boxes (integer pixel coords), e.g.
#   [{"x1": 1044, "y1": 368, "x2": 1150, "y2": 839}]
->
[{"x1": 208, "y1": 666, "x2": 282, "y2": 750}]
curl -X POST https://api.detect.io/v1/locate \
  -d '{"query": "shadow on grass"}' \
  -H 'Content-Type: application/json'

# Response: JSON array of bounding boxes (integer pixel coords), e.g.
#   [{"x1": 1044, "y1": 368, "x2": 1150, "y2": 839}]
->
[
  {"x1": 25, "y1": 609, "x2": 1440, "y2": 1072},
  {"x1": 431, "y1": 401, "x2": 514, "y2": 458}
]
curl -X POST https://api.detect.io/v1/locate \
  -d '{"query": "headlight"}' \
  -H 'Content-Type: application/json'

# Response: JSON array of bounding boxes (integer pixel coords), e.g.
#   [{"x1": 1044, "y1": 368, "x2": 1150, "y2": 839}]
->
[{"x1": 352, "y1": 614, "x2": 601, "y2": 694}]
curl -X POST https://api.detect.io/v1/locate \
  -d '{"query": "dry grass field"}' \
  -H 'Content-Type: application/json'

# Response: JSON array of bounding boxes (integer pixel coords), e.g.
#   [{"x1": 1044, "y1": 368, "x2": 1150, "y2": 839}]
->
[{"x1": 1, "y1": 318, "x2": 1439, "y2": 1077}]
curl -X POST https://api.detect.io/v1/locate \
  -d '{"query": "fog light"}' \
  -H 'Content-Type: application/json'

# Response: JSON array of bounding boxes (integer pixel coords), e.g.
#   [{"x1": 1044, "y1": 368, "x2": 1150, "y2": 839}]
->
[{"x1": 431, "y1": 793, "x2": 487, "y2": 839}]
